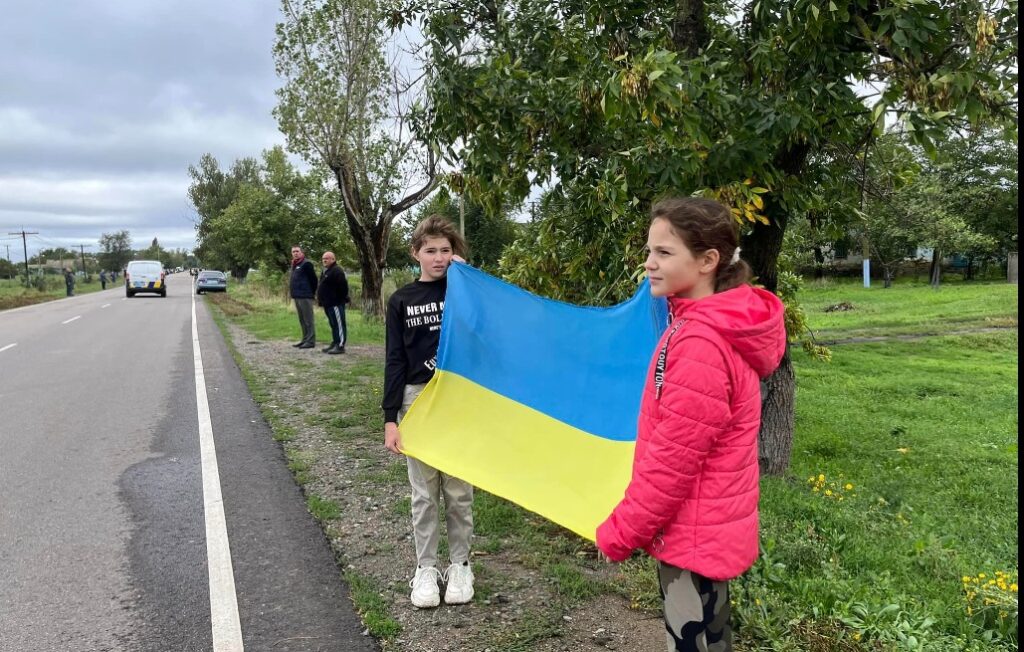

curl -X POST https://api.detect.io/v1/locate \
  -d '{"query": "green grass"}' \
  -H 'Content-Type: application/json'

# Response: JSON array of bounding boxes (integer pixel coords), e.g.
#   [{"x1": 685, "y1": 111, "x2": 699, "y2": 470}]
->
[
  {"x1": 0, "y1": 276, "x2": 112, "y2": 310},
  {"x1": 205, "y1": 274, "x2": 385, "y2": 346},
  {"x1": 344, "y1": 570, "x2": 403, "y2": 638},
  {"x1": 307, "y1": 494, "x2": 341, "y2": 521},
  {"x1": 799, "y1": 278, "x2": 1017, "y2": 340},
  {"x1": 744, "y1": 330, "x2": 1018, "y2": 648},
  {"x1": 210, "y1": 275, "x2": 1018, "y2": 650}
]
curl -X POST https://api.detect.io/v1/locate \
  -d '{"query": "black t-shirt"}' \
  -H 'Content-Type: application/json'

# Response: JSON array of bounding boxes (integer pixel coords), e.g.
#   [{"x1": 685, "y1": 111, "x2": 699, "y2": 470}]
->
[{"x1": 382, "y1": 278, "x2": 446, "y2": 422}]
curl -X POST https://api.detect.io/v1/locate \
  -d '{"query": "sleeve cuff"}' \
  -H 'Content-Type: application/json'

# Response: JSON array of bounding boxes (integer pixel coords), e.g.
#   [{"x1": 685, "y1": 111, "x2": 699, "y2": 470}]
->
[
  {"x1": 595, "y1": 518, "x2": 634, "y2": 562},
  {"x1": 383, "y1": 409, "x2": 399, "y2": 423}
]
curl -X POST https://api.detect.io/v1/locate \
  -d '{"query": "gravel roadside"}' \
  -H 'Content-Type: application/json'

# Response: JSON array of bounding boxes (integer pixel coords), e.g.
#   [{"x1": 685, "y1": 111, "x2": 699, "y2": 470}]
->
[{"x1": 217, "y1": 318, "x2": 669, "y2": 652}]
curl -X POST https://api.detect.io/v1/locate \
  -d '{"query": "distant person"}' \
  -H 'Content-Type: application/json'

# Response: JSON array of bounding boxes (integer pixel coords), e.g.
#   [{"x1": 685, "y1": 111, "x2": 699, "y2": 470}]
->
[
  {"x1": 289, "y1": 245, "x2": 318, "y2": 349},
  {"x1": 317, "y1": 251, "x2": 349, "y2": 354},
  {"x1": 64, "y1": 268, "x2": 75, "y2": 297},
  {"x1": 99, "y1": 270, "x2": 108, "y2": 290}
]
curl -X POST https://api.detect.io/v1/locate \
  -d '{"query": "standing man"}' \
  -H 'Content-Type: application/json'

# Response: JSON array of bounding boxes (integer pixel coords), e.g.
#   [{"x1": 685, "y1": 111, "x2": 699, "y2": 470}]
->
[
  {"x1": 99, "y1": 270, "x2": 108, "y2": 290},
  {"x1": 290, "y1": 245, "x2": 318, "y2": 349},
  {"x1": 63, "y1": 268, "x2": 75, "y2": 297},
  {"x1": 317, "y1": 251, "x2": 349, "y2": 354}
]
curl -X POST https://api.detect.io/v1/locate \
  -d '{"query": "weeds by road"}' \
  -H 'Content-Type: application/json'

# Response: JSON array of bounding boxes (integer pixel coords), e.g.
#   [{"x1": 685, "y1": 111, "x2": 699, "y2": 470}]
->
[{"x1": 0, "y1": 276, "x2": 112, "y2": 311}]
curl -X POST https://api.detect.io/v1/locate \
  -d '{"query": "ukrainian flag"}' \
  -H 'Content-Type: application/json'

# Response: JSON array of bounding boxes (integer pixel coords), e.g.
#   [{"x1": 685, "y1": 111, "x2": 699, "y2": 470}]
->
[{"x1": 400, "y1": 263, "x2": 668, "y2": 540}]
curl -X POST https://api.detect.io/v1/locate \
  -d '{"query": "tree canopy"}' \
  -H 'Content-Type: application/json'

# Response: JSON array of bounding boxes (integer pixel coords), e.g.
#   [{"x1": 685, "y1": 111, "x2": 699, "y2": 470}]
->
[
  {"x1": 403, "y1": 0, "x2": 1018, "y2": 473},
  {"x1": 274, "y1": 0, "x2": 439, "y2": 317},
  {"x1": 189, "y1": 148, "x2": 349, "y2": 278}
]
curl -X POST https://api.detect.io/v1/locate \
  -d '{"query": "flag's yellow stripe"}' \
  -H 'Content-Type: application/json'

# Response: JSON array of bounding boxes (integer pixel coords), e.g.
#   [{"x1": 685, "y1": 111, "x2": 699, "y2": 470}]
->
[{"x1": 400, "y1": 370, "x2": 635, "y2": 541}]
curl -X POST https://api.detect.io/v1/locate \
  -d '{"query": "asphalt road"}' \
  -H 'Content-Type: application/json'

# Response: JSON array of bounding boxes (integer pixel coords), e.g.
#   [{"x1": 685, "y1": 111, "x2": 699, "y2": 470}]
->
[{"x1": 0, "y1": 274, "x2": 377, "y2": 652}]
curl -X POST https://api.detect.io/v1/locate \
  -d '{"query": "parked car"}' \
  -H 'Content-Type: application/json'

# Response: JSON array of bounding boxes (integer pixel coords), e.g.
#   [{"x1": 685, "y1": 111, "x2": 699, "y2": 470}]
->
[
  {"x1": 125, "y1": 260, "x2": 166, "y2": 297},
  {"x1": 195, "y1": 270, "x2": 228, "y2": 294}
]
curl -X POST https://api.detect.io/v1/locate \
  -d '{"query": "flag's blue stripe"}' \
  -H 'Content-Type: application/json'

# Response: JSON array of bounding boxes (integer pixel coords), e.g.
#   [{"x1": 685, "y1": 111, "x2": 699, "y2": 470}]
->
[{"x1": 438, "y1": 263, "x2": 668, "y2": 441}]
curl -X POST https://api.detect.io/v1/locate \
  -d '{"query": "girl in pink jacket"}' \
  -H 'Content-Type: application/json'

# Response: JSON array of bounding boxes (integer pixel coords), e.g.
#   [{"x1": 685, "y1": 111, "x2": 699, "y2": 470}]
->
[{"x1": 596, "y1": 197, "x2": 787, "y2": 651}]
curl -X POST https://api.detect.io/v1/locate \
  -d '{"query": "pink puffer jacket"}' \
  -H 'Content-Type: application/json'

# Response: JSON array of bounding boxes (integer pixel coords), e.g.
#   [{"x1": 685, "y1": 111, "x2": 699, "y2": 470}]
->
[{"x1": 596, "y1": 284, "x2": 786, "y2": 580}]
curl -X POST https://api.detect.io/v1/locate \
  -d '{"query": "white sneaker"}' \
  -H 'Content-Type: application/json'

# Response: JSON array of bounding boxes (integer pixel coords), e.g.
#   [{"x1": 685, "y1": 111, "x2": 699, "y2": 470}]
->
[
  {"x1": 409, "y1": 566, "x2": 442, "y2": 608},
  {"x1": 443, "y1": 562, "x2": 475, "y2": 605}
]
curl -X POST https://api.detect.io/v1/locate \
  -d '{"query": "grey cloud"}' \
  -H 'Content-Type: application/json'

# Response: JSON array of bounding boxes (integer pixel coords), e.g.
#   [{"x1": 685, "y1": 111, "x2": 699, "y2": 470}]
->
[{"x1": 0, "y1": 0, "x2": 287, "y2": 259}]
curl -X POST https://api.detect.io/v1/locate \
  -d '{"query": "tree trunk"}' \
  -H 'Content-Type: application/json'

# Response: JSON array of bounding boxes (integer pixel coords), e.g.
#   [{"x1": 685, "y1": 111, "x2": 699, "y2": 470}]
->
[
  {"x1": 332, "y1": 166, "x2": 386, "y2": 319},
  {"x1": 884, "y1": 267, "x2": 893, "y2": 288},
  {"x1": 358, "y1": 254, "x2": 384, "y2": 318},
  {"x1": 741, "y1": 217, "x2": 785, "y2": 292},
  {"x1": 742, "y1": 204, "x2": 792, "y2": 476},
  {"x1": 930, "y1": 249, "x2": 942, "y2": 288},
  {"x1": 813, "y1": 245, "x2": 825, "y2": 279},
  {"x1": 739, "y1": 144, "x2": 809, "y2": 476},
  {"x1": 758, "y1": 348, "x2": 795, "y2": 475},
  {"x1": 672, "y1": 0, "x2": 708, "y2": 55}
]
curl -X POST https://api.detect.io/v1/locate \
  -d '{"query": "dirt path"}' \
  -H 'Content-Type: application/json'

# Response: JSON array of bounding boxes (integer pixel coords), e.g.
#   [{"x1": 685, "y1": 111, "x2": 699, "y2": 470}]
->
[{"x1": 814, "y1": 326, "x2": 1016, "y2": 346}]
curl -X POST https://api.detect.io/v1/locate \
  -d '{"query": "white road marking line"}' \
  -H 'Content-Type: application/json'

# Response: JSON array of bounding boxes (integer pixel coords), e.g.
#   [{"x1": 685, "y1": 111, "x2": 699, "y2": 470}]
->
[
  {"x1": 101, "y1": 303, "x2": 111, "y2": 308},
  {"x1": 0, "y1": 343, "x2": 16, "y2": 353},
  {"x1": 62, "y1": 315, "x2": 81, "y2": 324},
  {"x1": 191, "y1": 292, "x2": 244, "y2": 651}
]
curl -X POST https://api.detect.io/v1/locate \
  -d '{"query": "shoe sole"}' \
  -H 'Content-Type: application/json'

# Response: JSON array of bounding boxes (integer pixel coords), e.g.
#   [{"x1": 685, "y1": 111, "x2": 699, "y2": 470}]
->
[{"x1": 443, "y1": 590, "x2": 474, "y2": 605}]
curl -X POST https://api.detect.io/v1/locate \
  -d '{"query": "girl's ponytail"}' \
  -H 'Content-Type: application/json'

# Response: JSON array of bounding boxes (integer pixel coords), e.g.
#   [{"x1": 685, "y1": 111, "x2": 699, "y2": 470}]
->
[{"x1": 714, "y1": 248, "x2": 752, "y2": 293}]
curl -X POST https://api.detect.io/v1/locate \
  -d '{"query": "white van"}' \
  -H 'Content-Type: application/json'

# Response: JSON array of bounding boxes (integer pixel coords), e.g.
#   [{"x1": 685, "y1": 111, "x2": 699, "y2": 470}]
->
[{"x1": 125, "y1": 260, "x2": 167, "y2": 297}]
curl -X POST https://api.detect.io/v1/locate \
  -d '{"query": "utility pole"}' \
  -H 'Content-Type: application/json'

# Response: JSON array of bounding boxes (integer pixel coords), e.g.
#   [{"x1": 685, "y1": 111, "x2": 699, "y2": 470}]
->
[
  {"x1": 77, "y1": 244, "x2": 87, "y2": 275},
  {"x1": 7, "y1": 230, "x2": 37, "y2": 283}
]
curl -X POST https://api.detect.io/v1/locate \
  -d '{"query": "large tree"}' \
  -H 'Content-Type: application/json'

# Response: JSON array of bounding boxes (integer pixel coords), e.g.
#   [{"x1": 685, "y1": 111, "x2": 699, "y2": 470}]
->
[
  {"x1": 188, "y1": 154, "x2": 262, "y2": 277},
  {"x1": 405, "y1": 0, "x2": 1018, "y2": 473},
  {"x1": 274, "y1": 0, "x2": 439, "y2": 317},
  {"x1": 97, "y1": 231, "x2": 133, "y2": 273},
  {"x1": 189, "y1": 148, "x2": 350, "y2": 278}
]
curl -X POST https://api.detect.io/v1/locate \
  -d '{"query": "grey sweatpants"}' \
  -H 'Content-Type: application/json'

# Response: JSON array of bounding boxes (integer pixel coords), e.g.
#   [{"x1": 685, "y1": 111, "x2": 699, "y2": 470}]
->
[
  {"x1": 398, "y1": 383, "x2": 474, "y2": 568},
  {"x1": 294, "y1": 297, "x2": 315, "y2": 345}
]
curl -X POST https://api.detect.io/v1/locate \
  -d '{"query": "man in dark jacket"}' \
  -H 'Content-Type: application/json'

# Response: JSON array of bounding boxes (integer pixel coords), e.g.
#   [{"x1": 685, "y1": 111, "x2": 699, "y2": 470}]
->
[
  {"x1": 64, "y1": 268, "x2": 75, "y2": 296},
  {"x1": 290, "y1": 245, "x2": 318, "y2": 349},
  {"x1": 317, "y1": 251, "x2": 350, "y2": 354}
]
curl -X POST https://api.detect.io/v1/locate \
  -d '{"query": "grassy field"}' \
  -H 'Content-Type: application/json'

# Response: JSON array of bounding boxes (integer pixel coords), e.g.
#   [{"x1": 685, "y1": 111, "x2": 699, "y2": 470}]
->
[
  {"x1": 204, "y1": 272, "x2": 387, "y2": 345},
  {"x1": 0, "y1": 276, "x2": 111, "y2": 310},
  {"x1": 799, "y1": 278, "x2": 1017, "y2": 340},
  {"x1": 210, "y1": 274, "x2": 1018, "y2": 651}
]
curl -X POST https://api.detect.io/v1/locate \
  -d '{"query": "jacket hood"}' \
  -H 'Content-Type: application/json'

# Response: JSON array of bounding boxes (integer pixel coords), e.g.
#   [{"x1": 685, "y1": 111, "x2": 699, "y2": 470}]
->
[{"x1": 669, "y1": 284, "x2": 786, "y2": 378}]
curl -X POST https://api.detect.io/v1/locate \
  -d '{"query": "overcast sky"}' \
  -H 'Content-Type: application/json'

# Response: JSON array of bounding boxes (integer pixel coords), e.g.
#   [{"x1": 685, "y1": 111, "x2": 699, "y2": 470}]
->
[{"x1": 0, "y1": 1, "x2": 286, "y2": 262}]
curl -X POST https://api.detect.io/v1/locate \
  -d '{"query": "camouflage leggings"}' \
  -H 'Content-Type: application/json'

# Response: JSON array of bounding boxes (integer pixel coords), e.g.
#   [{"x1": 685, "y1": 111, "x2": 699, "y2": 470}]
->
[{"x1": 658, "y1": 563, "x2": 733, "y2": 652}]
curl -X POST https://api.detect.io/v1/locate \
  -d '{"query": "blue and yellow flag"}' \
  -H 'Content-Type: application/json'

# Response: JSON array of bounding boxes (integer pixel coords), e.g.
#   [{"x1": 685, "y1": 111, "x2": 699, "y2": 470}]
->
[{"x1": 399, "y1": 263, "x2": 668, "y2": 540}]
